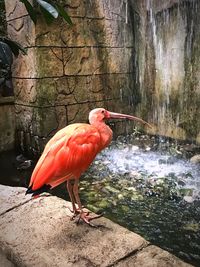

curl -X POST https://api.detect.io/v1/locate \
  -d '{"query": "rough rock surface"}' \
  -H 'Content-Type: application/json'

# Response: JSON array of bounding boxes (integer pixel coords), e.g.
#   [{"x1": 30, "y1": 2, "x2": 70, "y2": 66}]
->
[
  {"x1": 5, "y1": 0, "x2": 136, "y2": 155},
  {"x1": 115, "y1": 245, "x2": 191, "y2": 267},
  {"x1": 0, "y1": 186, "x2": 30, "y2": 216},
  {"x1": 0, "y1": 99, "x2": 15, "y2": 152},
  {"x1": 0, "y1": 249, "x2": 15, "y2": 267},
  {"x1": 0, "y1": 185, "x2": 193, "y2": 267}
]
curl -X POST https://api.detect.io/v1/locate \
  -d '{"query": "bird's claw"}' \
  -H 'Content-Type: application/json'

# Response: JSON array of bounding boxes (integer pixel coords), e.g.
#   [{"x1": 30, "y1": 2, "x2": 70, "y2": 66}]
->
[
  {"x1": 67, "y1": 205, "x2": 85, "y2": 214},
  {"x1": 68, "y1": 208, "x2": 103, "y2": 226},
  {"x1": 76, "y1": 211, "x2": 104, "y2": 227},
  {"x1": 67, "y1": 207, "x2": 82, "y2": 220}
]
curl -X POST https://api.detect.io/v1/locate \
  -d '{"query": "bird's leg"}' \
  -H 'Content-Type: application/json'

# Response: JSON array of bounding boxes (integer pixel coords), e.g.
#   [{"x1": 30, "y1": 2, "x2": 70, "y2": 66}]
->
[
  {"x1": 66, "y1": 180, "x2": 80, "y2": 219},
  {"x1": 73, "y1": 179, "x2": 103, "y2": 226}
]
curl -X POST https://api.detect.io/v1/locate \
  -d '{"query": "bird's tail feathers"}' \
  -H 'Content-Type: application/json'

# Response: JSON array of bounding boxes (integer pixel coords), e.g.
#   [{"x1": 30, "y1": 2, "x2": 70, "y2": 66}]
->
[{"x1": 26, "y1": 184, "x2": 51, "y2": 196}]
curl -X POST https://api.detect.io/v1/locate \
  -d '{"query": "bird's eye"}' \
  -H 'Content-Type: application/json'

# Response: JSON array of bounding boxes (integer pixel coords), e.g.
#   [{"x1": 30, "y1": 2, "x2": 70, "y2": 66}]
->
[{"x1": 101, "y1": 110, "x2": 105, "y2": 114}]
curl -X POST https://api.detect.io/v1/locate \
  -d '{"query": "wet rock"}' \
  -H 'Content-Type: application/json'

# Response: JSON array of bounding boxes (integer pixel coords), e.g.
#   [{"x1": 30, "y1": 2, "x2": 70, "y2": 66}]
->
[
  {"x1": 183, "y1": 223, "x2": 200, "y2": 232},
  {"x1": 16, "y1": 154, "x2": 27, "y2": 163},
  {"x1": 155, "y1": 178, "x2": 165, "y2": 185},
  {"x1": 79, "y1": 187, "x2": 85, "y2": 191},
  {"x1": 129, "y1": 170, "x2": 141, "y2": 178},
  {"x1": 101, "y1": 187, "x2": 111, "y2": 195},
  {"x1": 117, "y1": 193, "x2": 124, "y2": 200},
  {"x1": 104, "y1": 185, "x2": 120, "y2": 194},
  {"x1": 177, "y1": 179, "x2": 186, "y2": 187},
  {"x1": 98, "y1": 199, "x2": 110, "y2": 209},
  {"x1": 131, "y1": 145, "x2": 139, "y2": 152},
  {"x1": 190, "y1": 154, "x2": 200, "y2": 164},
  {"x1": 131, "y1": 193, "x2": 143, "y2": 201},
  {"x1": 183, "y1": 196, "x2": 194, "y2": 203},
  {"x1": 121, "y1": 205, "x2": 130, "y2": 213},
  {"x1": 127, "y1": 186, "x2": 137, "y2": 192},
  {"x1": 86, "y1": 204, "x2": 100, "y2": 214},
  {"x1": 17, "y1": 160, "x2": 32, "y2": 170},
  {"x1": 83, "y1": 191, "x2": 97, "y2": 201},
  {"x1": 183, "y1": 144, "x2": 199, "y2": 153},
  {"x1": 179, "y1": 188, "x2": 193, "y2": 197}
]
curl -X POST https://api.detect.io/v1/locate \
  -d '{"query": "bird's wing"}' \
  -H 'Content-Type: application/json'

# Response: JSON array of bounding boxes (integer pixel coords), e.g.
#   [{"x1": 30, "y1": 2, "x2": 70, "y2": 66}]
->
[{"x1": 30, "y1": 123, "x2": 102, "y2": 190}]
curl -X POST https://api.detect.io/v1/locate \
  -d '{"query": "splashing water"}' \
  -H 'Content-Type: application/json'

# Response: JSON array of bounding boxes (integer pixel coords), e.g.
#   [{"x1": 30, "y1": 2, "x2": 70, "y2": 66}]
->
[
  {"x1": 95, "y1": 136, "x2": 200, "y2": 201},
  {"x1": 104, "y1": 147, "x2": 197, "y2": 176}
]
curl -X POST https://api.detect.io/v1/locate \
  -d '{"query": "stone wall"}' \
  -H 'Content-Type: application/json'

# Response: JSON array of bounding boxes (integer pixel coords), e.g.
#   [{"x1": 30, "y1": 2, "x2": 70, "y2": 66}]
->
[
  {"x1": 4, "y1": 0, "x2": 200, "y2": 155},
  {"x1": 0, "y1": 1, "x2": 15, "y2": 152},
  {"x1": 5, "y1": 0, "x2": 137, "y2": 155},
  {"x1": 132, "y1": 0, "x2": 200, "y2": 143},
  {"x1": 0, "y1": 97, "x2": 15, "y2": 152}
]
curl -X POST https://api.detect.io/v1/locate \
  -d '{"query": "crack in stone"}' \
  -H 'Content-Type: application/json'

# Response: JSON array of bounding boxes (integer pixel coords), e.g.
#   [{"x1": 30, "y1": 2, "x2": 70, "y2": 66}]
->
[
  {"x1": 106, "y1": 242, "x2": 151, "y2": 267},
  {"x1": 15, "y1": 97, "x2": 120, "y2": 108},
  {"x1": 6, "y1": 14, "x2": 29, "y2": 23},
  {"x1": 8, "y1": 19, "x2": 24, "y2": 32},
  {"x1": 0, "y1": 199, "x2": 32, "y2": 217},
  {"x1": 24, "y1": 45, "x2": 134, "y2": 49},
  {"x1": 12, "y1": 72, "x2": 134, "y2": 79},
  {"x1": 6, "y1": 2, "x2": 18, "y2": 19}
]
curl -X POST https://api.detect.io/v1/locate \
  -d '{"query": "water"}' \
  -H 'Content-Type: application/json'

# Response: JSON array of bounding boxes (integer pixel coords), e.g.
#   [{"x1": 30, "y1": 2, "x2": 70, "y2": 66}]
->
[
  {"x1": 105, "y1": 148, "x2": 199, "y2": 182},
  {"x1": 99, "y1": 145, "x2": 200, "y2": 199},
  {"x1": 80, "y1": 135, "x2": 200, "y2": 266},
  {"x1": 0, "y1": 134, "x2": 200, "y2": 266}
]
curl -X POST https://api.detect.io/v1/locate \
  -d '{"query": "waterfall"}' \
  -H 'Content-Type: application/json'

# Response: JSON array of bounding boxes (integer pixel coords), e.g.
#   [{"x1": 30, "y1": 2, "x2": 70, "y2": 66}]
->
[{"x1": 133, "y1": 0, "x2": 200, "y2": 142}]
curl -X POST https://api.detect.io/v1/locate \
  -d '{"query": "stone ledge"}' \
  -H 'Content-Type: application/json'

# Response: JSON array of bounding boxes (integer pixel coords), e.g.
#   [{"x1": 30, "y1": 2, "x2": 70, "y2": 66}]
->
[
  {"x1": 0, "y1": 97, "x2": 14, "y2": 106},
  {"x1": 114, "y1": 245, "x2": 191, "y2": 267},
  {"x1": 0, "y1": 185, "x2": 193, "y2": 267}
]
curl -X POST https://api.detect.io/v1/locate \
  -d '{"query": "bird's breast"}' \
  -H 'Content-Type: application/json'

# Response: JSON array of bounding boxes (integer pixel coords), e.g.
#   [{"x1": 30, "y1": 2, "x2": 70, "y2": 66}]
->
[{"x1": 96, "y1": 124, "x2": 113, "y2": 150}]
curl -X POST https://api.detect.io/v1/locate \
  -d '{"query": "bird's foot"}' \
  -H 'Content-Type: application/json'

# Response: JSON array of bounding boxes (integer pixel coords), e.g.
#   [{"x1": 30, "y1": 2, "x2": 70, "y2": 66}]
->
[
  {"x1": 67, "y1": 206, "x2": 103, "y2": 226},
  {"x1": 66, "y1": 206, "x2": 81, "y2": 220},
  {"x1": 76, "y1": 210, "x2": 103, "y2": 227}
]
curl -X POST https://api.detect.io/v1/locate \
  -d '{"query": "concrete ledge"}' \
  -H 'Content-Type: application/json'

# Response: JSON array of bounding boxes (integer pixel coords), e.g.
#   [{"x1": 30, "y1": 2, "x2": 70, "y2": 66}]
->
[{"x1": 0, "y1": 185, "x2": 193, "y2": 267}]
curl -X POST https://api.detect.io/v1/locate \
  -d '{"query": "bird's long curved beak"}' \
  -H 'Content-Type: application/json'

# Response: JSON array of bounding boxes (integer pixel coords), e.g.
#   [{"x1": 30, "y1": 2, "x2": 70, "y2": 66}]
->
[{"x1": 108, "y1": 111, "x2": 152, "y2": 128}]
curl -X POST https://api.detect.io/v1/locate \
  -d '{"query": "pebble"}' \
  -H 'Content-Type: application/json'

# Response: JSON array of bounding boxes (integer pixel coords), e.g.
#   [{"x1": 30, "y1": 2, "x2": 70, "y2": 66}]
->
[
  {"x1": 131, "y1": 145, "x2": 139, "y2": 151},
  {"x1": 183, "y1": 196, "x2": 194, "y2": 203},
  {"x1": 190, "y1": 154, "x2": 200, "y2": 164}
]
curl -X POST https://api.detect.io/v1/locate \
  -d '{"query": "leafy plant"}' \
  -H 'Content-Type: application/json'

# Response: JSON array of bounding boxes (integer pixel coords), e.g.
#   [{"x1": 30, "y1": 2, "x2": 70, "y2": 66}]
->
[{"x1": 19, "y1": 0, "x2": 73, "y2": 25}]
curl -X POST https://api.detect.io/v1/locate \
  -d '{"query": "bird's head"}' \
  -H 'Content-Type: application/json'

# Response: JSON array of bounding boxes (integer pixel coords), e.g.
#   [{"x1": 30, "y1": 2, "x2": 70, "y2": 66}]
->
[{"x1": 89, "y1": 108, "x2": 151, "y2": 128}]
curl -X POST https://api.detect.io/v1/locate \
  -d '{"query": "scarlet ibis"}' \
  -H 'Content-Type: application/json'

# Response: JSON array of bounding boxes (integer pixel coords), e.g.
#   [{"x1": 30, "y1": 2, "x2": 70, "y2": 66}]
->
[{"x1": 26, "y1": 108, "x2": 151, "y2": 225}]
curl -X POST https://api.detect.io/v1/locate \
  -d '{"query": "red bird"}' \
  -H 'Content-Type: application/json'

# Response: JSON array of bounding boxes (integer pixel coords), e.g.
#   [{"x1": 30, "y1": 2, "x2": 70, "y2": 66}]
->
[{"x1": 26, "y1": 108, "x2": 151, "y2": 225}]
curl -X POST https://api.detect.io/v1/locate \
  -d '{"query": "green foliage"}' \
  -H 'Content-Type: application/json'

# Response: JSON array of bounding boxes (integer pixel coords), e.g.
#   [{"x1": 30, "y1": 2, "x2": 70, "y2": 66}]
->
[
  {"x1": 37, "y1": 0, "x2": 58, "y2": 18},
  {"x1": 19, "y1": 0, "x2": 72, "y2": 25},
  {"x1": 53, "y1": 3, "x2": 72, "y2": 25},
  {"x1": 20, "y1": 0, "x2": 37, "y2": 24}
]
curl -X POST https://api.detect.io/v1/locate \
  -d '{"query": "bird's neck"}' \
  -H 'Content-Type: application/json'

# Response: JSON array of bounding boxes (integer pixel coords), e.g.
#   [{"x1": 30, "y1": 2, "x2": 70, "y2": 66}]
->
[{"x1": 92, "y1": 121, "x2": 113, "y2": 149}]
